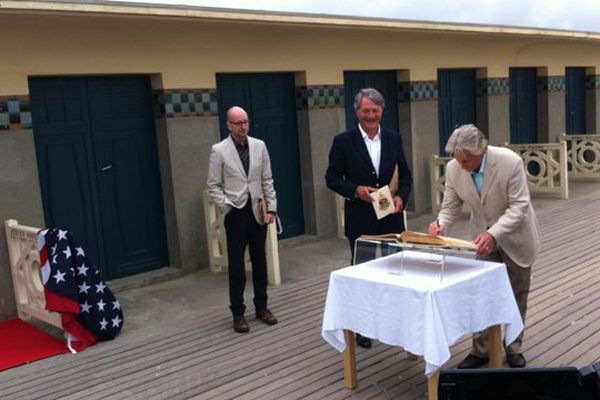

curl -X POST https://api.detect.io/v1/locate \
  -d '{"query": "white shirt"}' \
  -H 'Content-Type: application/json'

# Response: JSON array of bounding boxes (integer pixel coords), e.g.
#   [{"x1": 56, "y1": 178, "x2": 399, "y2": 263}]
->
[{"x1": 359, "y1": 124, "x2": 381, "y2": 176}]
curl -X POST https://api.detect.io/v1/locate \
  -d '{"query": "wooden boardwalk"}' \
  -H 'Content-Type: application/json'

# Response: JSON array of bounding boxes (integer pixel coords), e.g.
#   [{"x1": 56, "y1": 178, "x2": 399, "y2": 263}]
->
[{"x1": 1, "y1": 182, "x2": 600, "y2": 399}]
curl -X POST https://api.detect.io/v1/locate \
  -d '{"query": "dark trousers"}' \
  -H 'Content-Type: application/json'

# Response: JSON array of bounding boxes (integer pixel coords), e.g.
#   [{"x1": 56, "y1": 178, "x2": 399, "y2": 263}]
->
[
  {"x1": 224, "y1": 201, "x2": 268, "y2": 317},
  {"x1": 347, "y1": 216, "x2": 405, "y2": 265},
  {"x1": 471, "y1": 248, "x2": 531, "y2": 357}
]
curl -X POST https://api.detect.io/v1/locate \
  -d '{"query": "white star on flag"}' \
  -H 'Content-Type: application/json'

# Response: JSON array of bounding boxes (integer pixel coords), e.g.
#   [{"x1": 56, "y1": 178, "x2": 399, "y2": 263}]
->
[
  {"x1": 39, "y1": 227, "x2": 124, "y2": 346},
  {"x1": 111, "y1": 316, "x2": 122, "y2": 328},
  {"x1": 80, "y1": 301, "x2": 92, "y2": 313},
  {"x1": 53, "y1": 270, "x2": 66, "y2": 284},
  {"x1": 95, "y1": 281, "x2": 107, "y2": 293},
  {"x1": 78, "y1": 281, "x2": 91, "y2": 294},
  {"x1": 77, "y1": 263, "x2": 89, "y2": 276}
]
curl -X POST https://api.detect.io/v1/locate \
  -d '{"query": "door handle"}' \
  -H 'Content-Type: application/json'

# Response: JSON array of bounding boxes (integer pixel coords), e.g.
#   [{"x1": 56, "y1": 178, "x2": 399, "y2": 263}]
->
[{"x1": 100, "y1": 165, "x2": 113, "y2": 171}]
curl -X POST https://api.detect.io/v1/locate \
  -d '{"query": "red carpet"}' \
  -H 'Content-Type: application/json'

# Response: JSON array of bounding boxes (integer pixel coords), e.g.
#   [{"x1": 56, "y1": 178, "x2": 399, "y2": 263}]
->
[{"x1": 0, "y1": 318, "x2": 69, "y2": 371}]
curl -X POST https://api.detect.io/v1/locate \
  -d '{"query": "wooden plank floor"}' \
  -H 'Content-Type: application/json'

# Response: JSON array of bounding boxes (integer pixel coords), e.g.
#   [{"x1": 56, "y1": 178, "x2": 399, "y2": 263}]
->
[{"x1": 1, "y1": 182, "x2": 600, "y2": 399}]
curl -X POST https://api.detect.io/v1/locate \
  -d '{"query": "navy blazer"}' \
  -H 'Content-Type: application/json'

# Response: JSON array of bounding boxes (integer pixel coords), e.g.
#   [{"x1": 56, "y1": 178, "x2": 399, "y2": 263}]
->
[{"x1": 325, "y1": 127, "x2": 412, "y2": 239}]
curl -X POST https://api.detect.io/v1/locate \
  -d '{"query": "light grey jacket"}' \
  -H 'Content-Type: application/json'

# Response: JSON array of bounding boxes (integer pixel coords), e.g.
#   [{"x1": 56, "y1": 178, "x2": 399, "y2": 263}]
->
[
  {"x1": 438, "y1": 146, "x2": 540, "y2": 268},
  {"x1": 207, "y1": 135, "x2": 277, "y2": 224}
]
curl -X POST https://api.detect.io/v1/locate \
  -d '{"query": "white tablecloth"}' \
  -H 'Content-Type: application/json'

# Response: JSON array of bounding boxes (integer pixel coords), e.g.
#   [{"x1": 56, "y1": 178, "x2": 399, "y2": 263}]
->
[{"x1": 321, "y1": 250, "x2": 523, "y2": 376}]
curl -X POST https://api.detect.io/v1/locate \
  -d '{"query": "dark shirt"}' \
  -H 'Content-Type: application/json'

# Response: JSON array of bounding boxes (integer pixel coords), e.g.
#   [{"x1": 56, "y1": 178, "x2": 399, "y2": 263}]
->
[{"x1": 233, "y1": 138, "x2": 249, "y2": 175}]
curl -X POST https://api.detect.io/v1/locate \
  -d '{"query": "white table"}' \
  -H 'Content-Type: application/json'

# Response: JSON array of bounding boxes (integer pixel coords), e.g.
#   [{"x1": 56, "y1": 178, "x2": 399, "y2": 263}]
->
[{"x1": 321, "y1": 249, "x2": 523, "y2": 399}]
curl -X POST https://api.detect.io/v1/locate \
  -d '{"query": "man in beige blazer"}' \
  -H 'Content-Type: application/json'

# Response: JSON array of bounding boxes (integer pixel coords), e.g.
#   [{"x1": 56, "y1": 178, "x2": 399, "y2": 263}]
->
[
  {"x1": 207, "y1": 106, "x2": 278, "y2": 333},
  {"x1": 429, "y1": 124, "x2": 540, "y2": 368}
]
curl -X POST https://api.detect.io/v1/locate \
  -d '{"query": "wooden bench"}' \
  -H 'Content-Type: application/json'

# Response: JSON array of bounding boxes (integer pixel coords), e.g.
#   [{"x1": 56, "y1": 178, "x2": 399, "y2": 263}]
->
[{"x1": 5, "y1": 219, "x2": 62, "y2": 330}]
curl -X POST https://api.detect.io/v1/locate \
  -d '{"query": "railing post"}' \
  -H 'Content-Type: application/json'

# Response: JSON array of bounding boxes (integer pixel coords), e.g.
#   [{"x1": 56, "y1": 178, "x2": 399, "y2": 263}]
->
[
  {"x1": 430, "y1": 155, "x2": 443, "y2": 214},
  {"x1": 335, "y1": 194, "x2": 345, "y2": 240},
  {"x1": 203, "y1": 190, "x2": 281, "y2": 286},
  {"x1": 503, "y1": 142, "x2": 569, "y2": 199},
  {"x1": 558, "y1": 133, "x2": 600, "y2": 180}
]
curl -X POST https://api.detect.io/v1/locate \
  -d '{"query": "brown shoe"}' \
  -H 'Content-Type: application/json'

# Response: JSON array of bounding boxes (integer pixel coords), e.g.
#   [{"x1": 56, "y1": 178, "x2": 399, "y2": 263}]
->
[
  {"x1": 506, "y1": 353, "x2": 527, "y2": 368},
  {"x1": 457, "y1": 354, "x2": 489, "y2": 369},
  {"x1": 233, "y1": 316, "x2": 250, "y2": 333},
  {"x1": 256, "y1": 309, "x2": 278, "y2": 325}
]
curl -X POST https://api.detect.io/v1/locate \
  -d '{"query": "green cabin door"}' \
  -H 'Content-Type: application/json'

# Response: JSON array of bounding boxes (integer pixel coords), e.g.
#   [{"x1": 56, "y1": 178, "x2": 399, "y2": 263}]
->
[
  {"x1": 565, "y1": 67, "x2": 586, "y2": 135},
  {"x1": 509, "y1": 68, "x2": 538, "y2": 144},
  {"x1": 29, "y1": 75, "x2": 168, "y2": 280},
  {"x1": 438, "y1": 69, "x2": 477, "y2": 154},
  {"x1": 343, "y1": 70, "x2": 399, "y2": 132},
  {"x1": 216, "y1": 72, "x2": 305, "y2": 239}
]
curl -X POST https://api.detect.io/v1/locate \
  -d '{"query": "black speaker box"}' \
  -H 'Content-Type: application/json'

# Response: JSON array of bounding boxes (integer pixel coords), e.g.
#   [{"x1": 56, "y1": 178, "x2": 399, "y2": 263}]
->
[{"x1": 439, "y1": 367, "x2": 581, "y2": 400}]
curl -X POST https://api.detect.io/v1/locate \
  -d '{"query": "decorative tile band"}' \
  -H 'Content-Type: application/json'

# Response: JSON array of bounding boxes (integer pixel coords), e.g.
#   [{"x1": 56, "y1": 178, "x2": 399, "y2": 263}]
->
[
  {"x1": 478, "y1": 78, "x2": 510, "y2": 96},
  {"x1": 408, "y1": 80, "x2": 438, "y2": 102},
  {"x1": 546, "y1": 76, "x2": 565, "y2": 92},
  {"x1": 0, "y1": 95, "x2": 32, "y2": 131},
  {"x1": 586, "y1": 75, "x2": 600, "y2": 90},
  {"x1": 157, "y1": 89, "x2": 218, "y2": 118},
  {"x1": 297, "y1": 85, "x2": 344, "y2": 109}
]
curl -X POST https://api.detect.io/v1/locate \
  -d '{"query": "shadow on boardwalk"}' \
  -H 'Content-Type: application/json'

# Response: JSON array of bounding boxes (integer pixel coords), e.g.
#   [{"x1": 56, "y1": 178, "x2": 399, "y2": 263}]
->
[{"x1": 1, "y1": 182, "x2": 600, "y2": 399}]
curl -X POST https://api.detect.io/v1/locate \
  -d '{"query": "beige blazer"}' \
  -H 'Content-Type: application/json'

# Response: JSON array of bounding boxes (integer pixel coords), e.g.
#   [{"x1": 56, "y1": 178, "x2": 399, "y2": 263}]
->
[
  {"x1": 207, "y1": 135, "x2": 277, "y2": 224},
  {"x1": 438, "y1": 146, "x2": 540, "y2": 268}
]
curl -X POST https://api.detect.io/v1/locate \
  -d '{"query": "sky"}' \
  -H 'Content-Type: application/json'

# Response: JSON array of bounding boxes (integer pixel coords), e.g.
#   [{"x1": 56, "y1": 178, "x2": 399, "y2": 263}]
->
[{"x1": 109, "y1": 0, "x2": 600, "y2": 33}]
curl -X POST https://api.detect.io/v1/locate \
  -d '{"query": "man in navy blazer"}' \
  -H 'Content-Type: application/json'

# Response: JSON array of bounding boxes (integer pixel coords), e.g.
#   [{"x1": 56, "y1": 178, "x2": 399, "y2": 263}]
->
[{"x1": 326, "y1": 88, "x2": 412, "y2": 347}]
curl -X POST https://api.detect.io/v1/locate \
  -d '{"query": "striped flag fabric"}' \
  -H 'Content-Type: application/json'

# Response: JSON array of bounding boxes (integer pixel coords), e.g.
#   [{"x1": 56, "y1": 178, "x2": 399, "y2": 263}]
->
[{"x1": 38, "y1": 228, "x2": 124, "y2": 352}]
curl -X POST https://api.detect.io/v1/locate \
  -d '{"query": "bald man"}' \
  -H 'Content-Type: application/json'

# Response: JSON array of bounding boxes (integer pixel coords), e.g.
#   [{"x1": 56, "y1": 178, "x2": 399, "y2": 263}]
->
[{"x1": 207, "y1": 106, "x2": 278, "y2": 333}]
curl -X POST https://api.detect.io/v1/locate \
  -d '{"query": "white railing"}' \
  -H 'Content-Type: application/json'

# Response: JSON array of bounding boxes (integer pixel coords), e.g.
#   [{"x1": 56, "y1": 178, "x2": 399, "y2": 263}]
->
[
  {"x1": 203, "y1": 190, "x2": 281, "y2": 286},
  {"x1": 335, "y1": 194, "x2": 346, "y2": 239},
  {"x1": 558, "y1": 133, "x2": 600, "y2": 180},
  {"x1": 5, "y1": 219, "x2": 63, "y2": 329},
  {"x1": 430, "y1": 141, "x2": 568, "y2": 213},
  {"x1": 504, "y1": 141, "x2": 568, "y2": 199},
  {"x1": 430, "y1": 156, "x2": 471, "y2": 215}
]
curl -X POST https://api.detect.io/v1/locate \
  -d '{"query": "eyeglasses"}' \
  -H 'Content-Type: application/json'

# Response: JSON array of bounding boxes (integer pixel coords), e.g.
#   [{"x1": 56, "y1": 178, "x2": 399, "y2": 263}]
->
[{"x1": 228, "y1": 120, "x2": 249, "y2": 126}]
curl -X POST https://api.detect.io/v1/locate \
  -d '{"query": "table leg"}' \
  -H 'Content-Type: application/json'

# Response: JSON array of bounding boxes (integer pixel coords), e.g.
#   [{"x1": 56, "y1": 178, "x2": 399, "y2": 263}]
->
[
  {"x1": 343, "y1": 329, "x2": 357, "y2": 389},
  {"x1": 428, "y1": 370, "x2": 440, "y2": 400},
  {"x1": 488, "y1": 324, "x2": 502, "y2": 368}
]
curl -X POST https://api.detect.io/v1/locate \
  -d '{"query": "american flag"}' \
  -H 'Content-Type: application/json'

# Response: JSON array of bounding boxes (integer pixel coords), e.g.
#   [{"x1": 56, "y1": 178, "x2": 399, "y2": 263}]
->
[{"x1": 38, "y1": 228, "x2": 124, "y2": 351}]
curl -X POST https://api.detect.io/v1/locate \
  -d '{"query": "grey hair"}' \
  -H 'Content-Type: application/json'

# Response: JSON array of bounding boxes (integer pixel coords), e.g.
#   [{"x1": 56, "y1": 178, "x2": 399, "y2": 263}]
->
[
  {"x1": 445, "y1": 124, "x2": 488, "y2": 156},
  {"x1": 354, "y1": 88, "x2": 385, "y2": 110}
]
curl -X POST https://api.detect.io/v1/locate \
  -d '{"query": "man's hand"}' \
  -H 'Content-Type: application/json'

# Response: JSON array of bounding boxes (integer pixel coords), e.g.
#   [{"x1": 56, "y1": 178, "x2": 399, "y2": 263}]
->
[
  {"x1": 393, "y1": 196, "x2": 404, "y2": 214},
  {"x1": 265, "y1": 212, "x2": 276, "y2": 225},
  {"x1": 355, "y1": 185, "x2": 377, "y2": 203},
  {"x1": 428, "y1": 220, "x2": 443, "y2": 235},
  {"x1": 474, "y1": 231, "x2": 496, "y2": 257}
]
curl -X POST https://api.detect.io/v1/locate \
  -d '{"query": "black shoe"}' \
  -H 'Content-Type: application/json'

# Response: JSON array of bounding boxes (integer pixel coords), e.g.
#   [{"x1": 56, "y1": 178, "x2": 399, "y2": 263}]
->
[
  {"x1": 457, "y1": 354, "x2": 489, "y2": 369},
  {"x1": 356, "y1": 333, "x2": 372, "y2": 349},
  {"x1": 507, "y1": 353, "x2": 526, "y2": 368}
]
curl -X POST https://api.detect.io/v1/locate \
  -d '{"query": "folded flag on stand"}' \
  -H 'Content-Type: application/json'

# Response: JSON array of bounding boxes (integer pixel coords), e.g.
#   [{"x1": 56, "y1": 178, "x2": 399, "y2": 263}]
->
[{"x1": 38, "y1": 228, "x2": 124, "y2": 352}]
